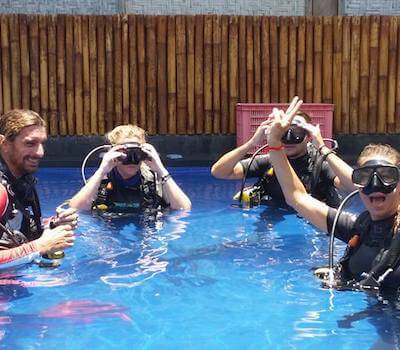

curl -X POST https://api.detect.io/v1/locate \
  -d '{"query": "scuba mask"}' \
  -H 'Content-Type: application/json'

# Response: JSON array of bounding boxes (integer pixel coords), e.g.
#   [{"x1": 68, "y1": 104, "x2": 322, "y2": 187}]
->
[
  {"x1": 281, "y1": 125, "x2": 308, "y2": 144},
  {"x1": 118, "y1": 143, "x2": 149, "y2": 165},
  {"x1": 352, "y1": 159, "x2": 400, "y2": 195}
]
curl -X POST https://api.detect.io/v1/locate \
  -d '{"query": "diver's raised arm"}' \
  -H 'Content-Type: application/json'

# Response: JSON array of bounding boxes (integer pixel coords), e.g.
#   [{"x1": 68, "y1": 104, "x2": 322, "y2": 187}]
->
[
  {"x1": 211, "y1": 119, "x2": 272, "y2": 180},
  {"x1": 303, "y1": 122, "x2": 356, "y2": 192},
  {"x1": 266, "y1": 98, "x2": 329, "y2": 232}
]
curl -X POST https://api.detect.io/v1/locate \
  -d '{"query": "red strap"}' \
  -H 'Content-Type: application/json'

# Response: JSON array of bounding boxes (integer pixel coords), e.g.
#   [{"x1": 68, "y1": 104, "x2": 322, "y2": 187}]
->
[{"x1": 267, "y1": 144, "x2": 284, "y2": 152}]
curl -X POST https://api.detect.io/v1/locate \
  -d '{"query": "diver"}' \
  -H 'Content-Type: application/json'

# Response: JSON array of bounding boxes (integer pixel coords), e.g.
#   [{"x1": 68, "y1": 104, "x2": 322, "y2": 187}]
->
[
  {"x1": 0, "y1": 109, "x2": 76, "y2": 268},
  {"x1": 69, "y1": 124, "x2": 191, "y2": 215},
  {"x1": 265, "y1": 96, "x2": 400, "y2": 292},
  {"x1": 211, "y1": 108, "x2": 348, "y2": 208}
]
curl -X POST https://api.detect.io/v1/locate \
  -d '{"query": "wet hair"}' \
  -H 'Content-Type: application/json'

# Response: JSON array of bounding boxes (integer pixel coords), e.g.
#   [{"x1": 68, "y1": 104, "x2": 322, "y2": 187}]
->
[
  {"x1": 0, "y1": 109, "x2": 46, "y2": 141},
  {"x1": 357, "y1": 144, "x2": 400, "y2": 234},
  {"x1": 106, "y1": 124, "x2": 146, "y2": 145}
]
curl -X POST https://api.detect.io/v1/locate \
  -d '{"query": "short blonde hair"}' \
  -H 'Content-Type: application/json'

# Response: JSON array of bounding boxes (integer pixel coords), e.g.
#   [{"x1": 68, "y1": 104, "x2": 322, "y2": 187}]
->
[
  {"x1": 357, "y1": 144, "x2": 400, "y2": 166},
  {"x1": 106, "y1": 124, "x2": 146, "y2": 145},
  {"x1": 0, "y1": 109, "x2": 46, "y2": 141}
]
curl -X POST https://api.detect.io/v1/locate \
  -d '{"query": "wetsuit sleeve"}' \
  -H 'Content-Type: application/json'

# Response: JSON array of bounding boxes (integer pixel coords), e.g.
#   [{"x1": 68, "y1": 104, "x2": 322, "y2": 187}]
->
[
  {"x1": 239, "y1": 155, "x2": 272, "y2": 178},
  {"x1": 326, "y1": 207, "x2": 357, "y2": 243},
  {"x1": 320, "y1": 162, "x2": 336, "y2": 184},
  {"x1": 0, "y1": 241, "x2": 40, "y2": 269}
]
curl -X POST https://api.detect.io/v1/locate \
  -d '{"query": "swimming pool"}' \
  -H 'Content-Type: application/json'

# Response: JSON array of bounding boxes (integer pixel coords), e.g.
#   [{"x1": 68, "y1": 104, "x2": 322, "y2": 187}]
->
[{"x1": 0, "y1": 167, "x2": 398, "y2": 349}]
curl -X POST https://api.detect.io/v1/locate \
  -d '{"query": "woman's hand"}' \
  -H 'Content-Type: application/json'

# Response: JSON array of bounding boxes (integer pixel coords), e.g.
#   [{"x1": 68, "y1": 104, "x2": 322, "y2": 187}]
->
[
  {"x1": 50, "y1": 207, "x2": 79, "y2": 230},
  {"x1": 265, "y1": 96, "x2": 303, "y2": 146},
  {"x1": 141, "y1": 143, "x2": 169, "y2": 176},
  {"x1": 36, "y1": 224, "x2": 75, "y2": 255},
  {"x1": 98, "y1": 145, "x2": 126, "y2": 175}
]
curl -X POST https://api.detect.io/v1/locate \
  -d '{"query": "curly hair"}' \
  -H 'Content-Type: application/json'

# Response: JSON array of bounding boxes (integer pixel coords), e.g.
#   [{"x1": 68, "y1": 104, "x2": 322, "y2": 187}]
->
[{"x1": 106, "y1": 124, "x2": 146, "y2": 145}]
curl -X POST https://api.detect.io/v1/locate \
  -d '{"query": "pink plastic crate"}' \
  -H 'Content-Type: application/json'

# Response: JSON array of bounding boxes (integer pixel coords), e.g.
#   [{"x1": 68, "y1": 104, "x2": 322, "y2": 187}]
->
[{"x1": 236, "y1": 103, "x2": 334, "y2": 152}]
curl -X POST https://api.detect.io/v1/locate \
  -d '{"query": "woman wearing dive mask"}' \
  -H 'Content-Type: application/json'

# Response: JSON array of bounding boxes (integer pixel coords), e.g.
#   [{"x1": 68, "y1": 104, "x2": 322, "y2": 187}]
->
[
  {"x1": 266, "y1": 96, "x2": 400, "y2": 291},
  {"x1": 69, "y1": 124, "x2": 191, "y2": 213},
  {"x1": 211, "y1": 108, "x2": 344, "y2": 207}
]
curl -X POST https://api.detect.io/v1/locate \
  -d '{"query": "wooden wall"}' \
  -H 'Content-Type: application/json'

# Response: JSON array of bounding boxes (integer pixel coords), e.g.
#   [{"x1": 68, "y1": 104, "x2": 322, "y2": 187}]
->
[{"x1": 0, "y1": 14, "x2": 399, "y2": 135}]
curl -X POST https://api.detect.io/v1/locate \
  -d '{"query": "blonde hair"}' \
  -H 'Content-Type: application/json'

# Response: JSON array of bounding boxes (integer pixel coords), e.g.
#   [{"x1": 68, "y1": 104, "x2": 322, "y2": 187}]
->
[
  {"x1": 106, "y1": 124, "x2": 146, "y2": 145},
  {"x1": 0, "y1": 109, "x2": 46, "y2": 141},
  {"x1": 357, "y1": 143, "x2": 400, "y2": 167},
  {"x1": 357, "y1": 144, "x2": 400, "y2": 234}
]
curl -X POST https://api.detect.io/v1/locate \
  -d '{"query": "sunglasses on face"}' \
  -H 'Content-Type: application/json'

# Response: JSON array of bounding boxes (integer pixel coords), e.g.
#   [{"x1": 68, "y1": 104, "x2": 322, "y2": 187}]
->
[
  {"x1": 352, "y1": 164, "x2": 400, "y2": 187},
  {"x1": 281, "y1": 126, "x2": 308, "y2": 145}
]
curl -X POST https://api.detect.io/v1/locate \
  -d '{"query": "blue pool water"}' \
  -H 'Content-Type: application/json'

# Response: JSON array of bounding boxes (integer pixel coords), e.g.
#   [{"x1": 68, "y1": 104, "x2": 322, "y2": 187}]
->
[{"x1": 0, "y1": 167, "x2": 399, "y2": 349}]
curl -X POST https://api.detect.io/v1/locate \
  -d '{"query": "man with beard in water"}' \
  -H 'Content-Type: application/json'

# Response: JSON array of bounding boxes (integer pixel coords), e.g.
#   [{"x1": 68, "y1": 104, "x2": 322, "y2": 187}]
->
[{"x1": 0, "y1": 110, "x2": 76, "y2": 268}]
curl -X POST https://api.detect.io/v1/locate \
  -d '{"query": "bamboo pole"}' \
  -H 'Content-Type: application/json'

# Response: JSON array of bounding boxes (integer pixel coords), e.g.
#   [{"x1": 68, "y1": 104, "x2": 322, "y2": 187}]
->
[
  {"x1": 270, "y1": 16, "x2": 279, "y2": 102},
  {"x1": 261, "y1": 17, "x2": 270, "y2": 102},
  {"x1": 387, "y1": 17, "x2": 397, "y2": 132},
  {"x1": 238, "y1": 16, "x2": 247, "y2": 101},
  {"x1": 246, "y1": 16, "x2": 254, "y2": 103},
  {"x1": 57, "y1": 15, "x2": 67, "y2": 135},
  {"x1": 48, "y1": 15, "x2": 58, "y2": 135},
  {"x1": 82, "y1": 16, "x2": 90, "y2": 135},
  {"x1": 341, "y1": 16, "x2": 351, "y2": 134},
  {"x1": 186, "y1": 16, "x2": 195, "y2": 134},
  {"x1": 377, "y1": 16, "x2": 389, "y2": 133},
  {"x1": 349, "y1": 17, "x2": 360, "y2": 133},
  {"x1": 194, "y1": 15, "x2": 204, "y2": 134},
  {"x1": 9, "y1": 14, "x2": 21, "y2": 109},
  {"x1": 221, "y1": 15, "x2": 229, "y2": 133},
  {"x1": 358, "y1": 16, "x2": 370, "y2": 133},
  {"x1": 137, "y1": 15, "x2": 146, "y2": 129},
  {"x1": 96, "y1": 16, "x2": 105, "y2": 134},
  {"x1": 296, "y1": 16, "x2": 305, "y2": 100},
  {"x1": 39, "y1": 15, "x2": 49, "y2": 126},
  {"x1": 73, "y1": 16, "x2": 83, "y2": 135},
  {"x1": 304, "y1": 16, "x2": 313, "y2": 102},
  {"x1": 204, "y1": 15, "x2": 212, "y2": 134},
  {"x1": 146, "y1": 15, "x2": 157, "y2": 134},
  {"x1": 88, "y1": 16, "x2": 98, "y2": 134},
  {"x1": 105, "y1": 16, "x2": 114, "y2": 131},
  {"x1": 279, "y1": 17, "x2": 289, "y2": 102},
  {"x1": 1, "y1": 15, "x2": 12, "y2": 112},
  {"x1": 121, "y1": 15, "x2": 130, "y2": 125},
  {"x1": 368, "y1": 16, "x2": 379, "y2": 133},
  {"x1": 288, "y1": 17, "x2": 297, "y2": 100},
  {"x1": 157, "y1": 16, "x2": 168, "y2": 134},
  {"x1": 128, "y1": 15, "x2": 138, "y2": 127},
  {"x1": 113, "y1": 15, "x2": 123, "y2": 128},
  {"x1": 313, "y1": 16, "x2": 322, "y2": 103},
  {"x1": 167, "y1": 16, "x2": 176, "y2": 134},
  {"x1": 332, "y1": 17, "x2": 343, "y2": 133},
  {"x1": 228, "y1": 16, "x2": 239, "y2": 133},
  {"x1": 396, "y1": 19, "x2": 400, "y2": 132},
  {"x1": 19, "y1": 14, "x2": 31, "y2": 110},
  {"x1": 322, "y1": 16, "x2": 333, "y2": 103},
  {"x1": 65, "y1": 16, "x2": 75, "y2": 134},
  {"x1": 0, "y1": 18, "x2": 3, "y2": 114},
  {"x1": 253, "y1": 16, "x2": 261, "y2": 103},
  {"x1": 213, "y1": 15, "x2": 221, "y2": 133},
  {"x1": 176, "y1": 15, "x2": 187, "y2": 134}
]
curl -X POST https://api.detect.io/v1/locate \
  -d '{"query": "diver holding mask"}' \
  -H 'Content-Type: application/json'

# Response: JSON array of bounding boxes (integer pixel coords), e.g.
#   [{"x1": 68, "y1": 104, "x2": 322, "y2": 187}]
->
[
  {"x1": 211, "y1": 110, "x2": 346, "y2": 208},
  {"x1": 69, "y1": 124, "x2": 191, "y2": 215}
]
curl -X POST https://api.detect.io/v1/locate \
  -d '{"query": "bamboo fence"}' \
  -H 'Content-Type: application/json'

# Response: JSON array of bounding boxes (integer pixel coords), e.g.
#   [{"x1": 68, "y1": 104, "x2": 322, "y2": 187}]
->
[{"x1": 0, "y1": 14, "x2": 399, "y2": 135}]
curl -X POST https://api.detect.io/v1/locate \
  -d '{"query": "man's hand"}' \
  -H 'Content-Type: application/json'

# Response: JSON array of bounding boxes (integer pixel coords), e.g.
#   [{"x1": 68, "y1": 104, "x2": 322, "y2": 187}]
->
[{"x1": 36, "y1": 224, "x2": 75, "y2": 255}]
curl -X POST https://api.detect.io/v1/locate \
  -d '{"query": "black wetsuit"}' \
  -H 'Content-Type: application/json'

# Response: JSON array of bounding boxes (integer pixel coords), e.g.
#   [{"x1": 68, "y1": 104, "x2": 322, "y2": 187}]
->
[
  {"x1": 0, "y1": 161, "x2": 43, "y2": 249},
  {"x1": 92, "y1": 168, "x2": 167, "y2": 215},
  {"x1": 327, "y1": 209, "x2": 400, "y2": 290},
  {"x1": 240, "y1": 146, "x2": 341, "y2": 207}
]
